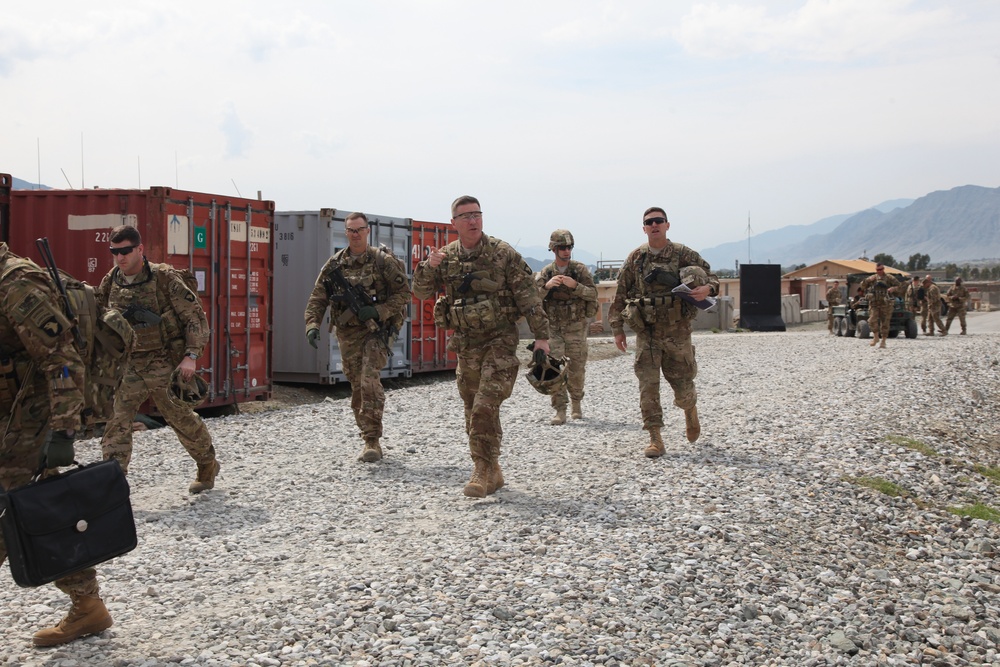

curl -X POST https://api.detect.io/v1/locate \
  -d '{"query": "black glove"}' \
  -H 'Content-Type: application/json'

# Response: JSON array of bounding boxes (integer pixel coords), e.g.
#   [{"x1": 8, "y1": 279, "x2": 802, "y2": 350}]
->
[
  {"x1": 39, "y1": 429, "x2": 76, "y2": 469},
  {"x1": 358, "y1": 306, "x2": 379, "y2": 322},
  {"x1": 306, "y1": 328, "x2": 320, "y2": 349}
]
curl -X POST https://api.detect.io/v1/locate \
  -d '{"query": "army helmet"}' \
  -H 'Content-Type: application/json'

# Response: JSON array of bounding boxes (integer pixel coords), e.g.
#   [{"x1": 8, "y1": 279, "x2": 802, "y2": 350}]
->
[
  {"x1": 525, "y1": 353, "x2": 569, "y2": 395},
  {"x1": 548, "y1": 229, "x2": 575, "y2": 251},
  {"x1": 168, "y1": 368, "x2": 209, "y2": 408},
  {"x1": 680, "y1": 265, "x2": 708, "y2": 287}
]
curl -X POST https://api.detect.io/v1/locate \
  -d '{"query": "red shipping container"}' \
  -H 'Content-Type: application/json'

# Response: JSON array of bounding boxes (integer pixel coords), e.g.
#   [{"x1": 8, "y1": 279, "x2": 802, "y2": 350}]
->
[
  {"x1": 409, "y1": 220, "x2": 459, "y2": 373},
  {"x1": 5, "y1": 185, "x2": 274, "y2": 411}
]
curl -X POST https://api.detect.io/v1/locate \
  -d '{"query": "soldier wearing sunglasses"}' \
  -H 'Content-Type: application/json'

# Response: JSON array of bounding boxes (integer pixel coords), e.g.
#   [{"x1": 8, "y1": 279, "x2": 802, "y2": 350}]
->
[{"x1": 608, "y1": 207, "x2": 718, "y2": 458}]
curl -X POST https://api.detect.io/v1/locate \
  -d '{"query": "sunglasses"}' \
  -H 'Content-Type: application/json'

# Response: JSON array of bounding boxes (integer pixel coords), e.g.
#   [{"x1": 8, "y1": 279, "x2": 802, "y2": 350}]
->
[
  {"x1": 643, "y1": 217, "x2": 668, "y2": 226},
  {"x1": 109, "y1": 245, "x2": 139, "y2": 256},
  {"x1": 554, "y1": 245, "x2": 573, "y2": 252}
]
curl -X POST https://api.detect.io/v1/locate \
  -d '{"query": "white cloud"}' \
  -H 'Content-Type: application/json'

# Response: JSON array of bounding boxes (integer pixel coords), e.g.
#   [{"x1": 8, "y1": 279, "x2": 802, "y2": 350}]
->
[{"x1": 675, "y1": 0, "x2": 955, "y2": 62}]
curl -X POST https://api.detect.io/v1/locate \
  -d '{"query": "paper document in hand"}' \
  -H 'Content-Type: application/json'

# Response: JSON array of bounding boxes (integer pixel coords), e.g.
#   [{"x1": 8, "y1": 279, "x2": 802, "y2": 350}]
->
[{"x1": 672, "y1": 284, "x2": 717, "y2": 310}]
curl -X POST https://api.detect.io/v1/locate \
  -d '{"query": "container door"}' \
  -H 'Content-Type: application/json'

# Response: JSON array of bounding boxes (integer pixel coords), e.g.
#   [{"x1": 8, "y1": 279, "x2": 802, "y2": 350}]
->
[{"x1": 410, "y1": 220, "x2": 459, "y2": 373}]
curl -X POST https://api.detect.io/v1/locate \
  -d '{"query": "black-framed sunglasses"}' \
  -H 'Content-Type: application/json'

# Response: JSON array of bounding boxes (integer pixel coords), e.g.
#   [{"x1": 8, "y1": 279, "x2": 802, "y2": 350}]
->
[
  {"x1": 643, "y1": 217, "x2": 668, "y2": 226},
  {"x1": 109, "y1": 245, "x2": 139, "y2": 256},
  {"x1": 554, "y1": 245, "x2": 573, "y2": 252}
]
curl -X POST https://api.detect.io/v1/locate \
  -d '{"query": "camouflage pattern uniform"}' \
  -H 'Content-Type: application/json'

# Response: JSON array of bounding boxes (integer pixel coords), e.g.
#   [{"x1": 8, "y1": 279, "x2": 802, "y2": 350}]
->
[
  {"x1": 905, "y1": 280, "x2": 925, "y2": 318},
  {"x1": 826, "y1": 284, "x2": 842, "y2": 333},
  {"x1": 860, "y1": 273, "x2": 899, "y2": 342},
  {"x1": 944, "y1": 282, "x2": 970, "y2": 335},
  {"x1": 608, "y1": 241, "x2": 718, "y2": 438},
  {"x1": 412, "y1": 235, "x2": 549, "y2": 494},
  {"x1": 923, "y1": 281, "x2": 946, "y2": 335},
  {"x1": 304, "y1": 247, "x2": 411, "y2": 449},
  {"x1": 535, "y1": 259, "x2": 598, "y2": 418},
  {"x1": 97, "y1": 260, "x2": 215, "y2": 476},
  {"x1": 0, "y1": 243, "x2": 107, "y2": 640}
]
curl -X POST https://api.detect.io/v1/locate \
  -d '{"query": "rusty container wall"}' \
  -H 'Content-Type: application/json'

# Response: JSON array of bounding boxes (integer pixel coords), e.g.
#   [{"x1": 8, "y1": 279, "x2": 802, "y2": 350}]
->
[
  {"x1": 7, "y1": 187, "x2": 274, "y2": 410},
  {"x1": 0, "y1": 174, "x2": 10, "y2": 242},
  {"x1": 409, "y1": 220, "x2": 458, "y2": 373},
  {"x1": 273, "y1": 209, "x2": 411, "y2": 385}
]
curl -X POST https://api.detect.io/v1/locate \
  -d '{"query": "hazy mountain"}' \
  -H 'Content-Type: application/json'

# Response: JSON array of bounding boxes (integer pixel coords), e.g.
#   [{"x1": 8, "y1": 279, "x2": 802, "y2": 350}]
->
[
  {"x1": 11, "y1": 177, "x2": 49, "y2": 190},
  {"x1": 700, "y1": 198, "x2": 914, "y2": 269},
  {"x1": 762, "y1": 186, "x2": 1000, "y2": 265}
]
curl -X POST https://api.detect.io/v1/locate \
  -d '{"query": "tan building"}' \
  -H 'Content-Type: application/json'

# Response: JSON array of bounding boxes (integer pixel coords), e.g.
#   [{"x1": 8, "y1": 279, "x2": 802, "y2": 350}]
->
[{"x1": 782, "y1": 259, "x2": 907, "y2": 280}]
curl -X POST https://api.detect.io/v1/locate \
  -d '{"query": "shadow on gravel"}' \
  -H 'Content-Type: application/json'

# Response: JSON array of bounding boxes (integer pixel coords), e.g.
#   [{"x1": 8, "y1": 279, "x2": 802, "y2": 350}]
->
[{"x1": 134, "y1": 496, "x2": 272, "y2": 536}]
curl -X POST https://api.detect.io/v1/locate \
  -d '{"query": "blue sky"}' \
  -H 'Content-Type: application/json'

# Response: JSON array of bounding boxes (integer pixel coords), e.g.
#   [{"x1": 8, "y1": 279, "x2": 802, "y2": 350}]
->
[{"x1": 2, "y1": 1, "x2": 998, "y2": 262}]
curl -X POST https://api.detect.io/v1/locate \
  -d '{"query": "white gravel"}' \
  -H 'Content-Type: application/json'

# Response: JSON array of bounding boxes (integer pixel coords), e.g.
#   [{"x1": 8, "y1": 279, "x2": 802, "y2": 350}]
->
[{"x1": 2, "y1": 327, "x2": 1000, "y2": 666}]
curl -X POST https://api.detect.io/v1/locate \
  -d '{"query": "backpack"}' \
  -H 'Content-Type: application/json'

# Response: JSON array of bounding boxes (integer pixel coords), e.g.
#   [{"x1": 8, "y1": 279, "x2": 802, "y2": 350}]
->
[
  {"x1": 0, "y1": 259, "x2": 134, "y2": 436},
  {"x1": 59, "y1": 271, "x2": 135, "y2": 435}
]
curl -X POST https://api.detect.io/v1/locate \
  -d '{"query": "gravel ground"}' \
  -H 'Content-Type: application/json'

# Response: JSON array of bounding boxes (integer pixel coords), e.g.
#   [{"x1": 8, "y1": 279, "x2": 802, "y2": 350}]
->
[{"x1": 2, "y1": 322, "x2": 1000, "y2": 666}]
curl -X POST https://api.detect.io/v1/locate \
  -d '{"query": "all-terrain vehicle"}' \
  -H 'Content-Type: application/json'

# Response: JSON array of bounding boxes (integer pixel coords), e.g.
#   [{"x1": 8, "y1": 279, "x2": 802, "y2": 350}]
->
[{"x1": 831, "y1": 271, "x2": 918, "y2": 339}]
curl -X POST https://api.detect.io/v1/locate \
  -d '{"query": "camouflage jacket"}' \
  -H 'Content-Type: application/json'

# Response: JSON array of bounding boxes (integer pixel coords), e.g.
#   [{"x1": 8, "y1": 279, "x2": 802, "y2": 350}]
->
[
  {"x1": 945, "y1": 284, "x2": 970, "y2": 308},
  {"x1": 905, "y1": 283, "x2": 926, "y2": 309},
  {"x1": 860, "y1": 273, "x2": 900, "y2": 304},
  {"x1": 925, "y1": 282, "x2": 943, "y2": 306},
  {"x1": 304, "y1": 246, "x2": 411, "y2": 335},
  {"x1": 0, "y1": 243, "x2": 85, "y2": 431},
  {"x1": 826, "y1": 286, "x2": 842, "y2": 307},
  {"x1": 608, "y1": 241, "x2": 718, "y2": 335},
  {"x1": 98, "y1": 259, "x2": 210, "y2": 361},
  {"x1": 535, "y1": 259, "x2": 598, "y2": 326},
  {"x1": 412, "y1": 235, "x2": 550, "y2": 340}
]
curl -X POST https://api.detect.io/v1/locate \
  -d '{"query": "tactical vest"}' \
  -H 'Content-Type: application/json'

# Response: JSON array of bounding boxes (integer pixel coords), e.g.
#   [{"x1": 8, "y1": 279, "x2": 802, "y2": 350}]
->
[
  {"x1": 624, "y1": 244, "x2": 694, "y2": 328},
  {"x1": 540, "y1": 261, "x2": 597, "y2": 323},
  {"x1": 433, "y1": 237, "x2": 519, "y2": 333},
  {"x1": 867, "y1": 279, "x2": 891, "y2": 304},
  {"x1": 325, "y1": 246, "x2": 404, "y2": 330},
  {"x1": 106, "y1": 262, "x2": 187, "y2": 359}
]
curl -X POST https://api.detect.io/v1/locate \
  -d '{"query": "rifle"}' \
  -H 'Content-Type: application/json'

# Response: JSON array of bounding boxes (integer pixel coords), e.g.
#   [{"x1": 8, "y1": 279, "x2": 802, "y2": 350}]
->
[
  {"x1": 35, "y1": 237, "x2": 85, "y2": 349},
  {"x1": 323, "y1": 263, "x2": 394, "y2": 357},
  {"x1": 456, "y1": 270, "x2": 499, "y2": 294},
  {"x1": 120, "y1": 304, "x2": 162, "y2": 327}
]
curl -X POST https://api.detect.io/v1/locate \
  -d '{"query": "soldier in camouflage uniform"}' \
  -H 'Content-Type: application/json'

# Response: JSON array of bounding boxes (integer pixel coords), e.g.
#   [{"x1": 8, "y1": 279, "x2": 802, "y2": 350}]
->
[
  {"x1": 608, "y1": 207, "x2": 719, "y2": 458},
  {"x1": 944, "y1": 277, "x2": 970, "y2": 335},
  {"x1": 304, "y1": 212, "x2": 411, "y2": 462},
  {"x1": 97, "y1": 226, "x2": 219, "y2": 493},
  {"x1": 922, "y1": 275, "x2": 946, "y2": 336},
  {"x1": 535, "y1": 229, "x2": 598, "y2": 425},
  {"x1": 905, "y1": 276, "x2": 925, "y2": 320},
  {"x1": 0, "y1": 243, "x2": 115, "y2": 646},
  {"x1": 412, "y1": 196, "x2": 550, "y2": 498},
  {"x1": 825, "y1": 280, "x2": 841, "y2": 334},
  {"x1": 859, "y1": 263, "x2": 899, "y2": 348}
]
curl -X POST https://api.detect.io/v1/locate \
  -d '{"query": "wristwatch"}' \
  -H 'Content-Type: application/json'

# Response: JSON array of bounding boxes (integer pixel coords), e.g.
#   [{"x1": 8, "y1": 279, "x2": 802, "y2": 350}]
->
[{"x1": 186, "y1": 352, "x2": 199, "y2": 361}]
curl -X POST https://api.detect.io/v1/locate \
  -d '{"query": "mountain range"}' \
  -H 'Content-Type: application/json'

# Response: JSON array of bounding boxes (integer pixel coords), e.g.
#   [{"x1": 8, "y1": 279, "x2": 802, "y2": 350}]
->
[{"x1": 699, "y1": 185, "x2": 1000, "y2": 269}]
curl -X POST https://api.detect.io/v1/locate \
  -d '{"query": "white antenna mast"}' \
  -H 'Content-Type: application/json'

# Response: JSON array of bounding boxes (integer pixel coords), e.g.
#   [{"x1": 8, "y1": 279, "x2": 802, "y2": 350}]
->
[{"x1": 746, "y1": 211, "x2": 753, "y2": 263}]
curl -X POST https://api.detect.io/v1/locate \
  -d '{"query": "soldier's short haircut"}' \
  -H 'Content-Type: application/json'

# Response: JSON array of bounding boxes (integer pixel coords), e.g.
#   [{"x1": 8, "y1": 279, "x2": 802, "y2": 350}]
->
[
  {"x1": 451, "y1": 195, "x2": 480, "y2": 217},
  {"x1": 643, "y1": 206, "x2": 668, "y2": 220},
  {"x1": 110, "y1": 225, "x2": 141, "y2": 245},
  {"x1": 346, "y1": 212, "x2": 368, "y2": 224}
]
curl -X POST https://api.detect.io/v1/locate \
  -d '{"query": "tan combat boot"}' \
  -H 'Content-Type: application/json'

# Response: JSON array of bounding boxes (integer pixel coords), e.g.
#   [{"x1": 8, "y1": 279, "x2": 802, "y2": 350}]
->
[
  {"x1": 360, "y1": 438, "x2": 383, "y2": 463},
  {"x1": 33, "y1": 594, "x2": 113, "y2": 647},
  {"x1": 879, "y1": 337, "x2": 887, "y2": 348},
  {"x1": 463, "y1": 459, "x2": 491, "y2": 498},
  {"x1": 571, "y1": 400, "x2": 583, "y2": 420},
  {"x1": 685, "y1": 406, "x2": 701, "y2": 443},
  {"x1": 550, "y1": 408, "x2": 567, "y2": 426},
  {"x1": 869, "y1": 333, "x2": 878, "y2": 347},
  {"x1": 644, "y1": 427, "x2": 665, "y2": 458},
  {"x1": 189, "y1": 459, "x2": 220, "y2": 494},
  {"x1": 489, "y1": 460, "x2": 504, "y2": 494}
]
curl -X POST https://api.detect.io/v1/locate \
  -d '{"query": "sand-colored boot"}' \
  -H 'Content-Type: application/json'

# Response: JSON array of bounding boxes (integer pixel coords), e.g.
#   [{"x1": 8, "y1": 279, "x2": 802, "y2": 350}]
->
[
  {"x1": 571, "y1": 400, "x2": 583, "y2": 420},
  {"x1": 489, "y1": 460, "x2": 504, "y2": 494},
  {"x1": 685, "y1": 406, "x2": 701, "y2": 443},
  {"x1": 33, "y1": 594, "x2": 113, "y2": 647},
  {"x1": 550, "y1": 408, "x2": 567, "y2": 426},
  {"x1": 644, "y1": 427, "x2": 665, "y2": 458},
  {"x1": 463, "y1": 459, "x2": 491, "y2": 498},
  {"x1": 189, "y1": 459, "x2": 220, "y2": 494},
  {"x1": 360, "y1": 438, "x2": 383, "y2": 463},
  {"x1": 869, "y1": 333, "x2": 879, "y2": 347},
  {"x1": 879, "y1": 337, "x2": 887, "y2": 348}
]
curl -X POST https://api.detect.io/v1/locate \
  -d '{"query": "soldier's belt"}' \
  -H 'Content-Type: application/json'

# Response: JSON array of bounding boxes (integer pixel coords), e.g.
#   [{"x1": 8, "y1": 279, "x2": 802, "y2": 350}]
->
[
  {"x1": 638, "y1": 296, "x2": 674, "y2": 307},
  {"x1": 453, "y1": 294, "x2": 490, "y2": 307}
]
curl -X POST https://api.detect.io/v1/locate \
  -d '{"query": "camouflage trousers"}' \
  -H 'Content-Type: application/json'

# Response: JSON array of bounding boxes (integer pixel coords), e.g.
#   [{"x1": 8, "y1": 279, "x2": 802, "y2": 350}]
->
[
  {"x1": 945, "y1": 307, "x2": 967, "y2": 333},
  {"x1": 101, "y1": 353, "x2": 214, "y2": 474},
  {"x1": 827, "y1": 307, "x2": 836, "y2": 331},
  {"x1": 1, "y1": 393, "x2": 100, "y2": 598},
  {"x1": 634, "y1": 322, "x2": 698, "y2": 431},
  {"x1": 922, "y1": 302, "x2": 945, "y2": 334},
  {"x1": 548, "y1": 320, "x2": 588, "y2": 410},
  {"x1": 338, "y1": 328, "x2": 389, "y2": 440},
  {"x1": 451, "y1": 328, "x2": 520, "y2": 464},
  {"x1": 868, "y1": 301, "x2": 892, "y2": 338}
]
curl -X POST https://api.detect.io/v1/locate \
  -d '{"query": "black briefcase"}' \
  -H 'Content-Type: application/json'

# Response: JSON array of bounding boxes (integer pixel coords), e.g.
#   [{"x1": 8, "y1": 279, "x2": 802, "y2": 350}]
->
[{"x1": 0, "y1": 459, "x2": 137, "y2": 587}]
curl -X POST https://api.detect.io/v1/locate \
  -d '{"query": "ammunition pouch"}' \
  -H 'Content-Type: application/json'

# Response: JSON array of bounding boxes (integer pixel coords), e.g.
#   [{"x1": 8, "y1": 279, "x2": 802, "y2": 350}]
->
[
  {"x1": 433, "y1": 295, "x2": 450, "y2": 329},
  {"x1": 131, "y1": 321, "x2": 165, "y2": 354},
  {"x1": 625, "y1": 295, "x2": 688, "y2": 328},
  {"x1": 448, "y1": 294, "x2": 499, "y2": 332}
]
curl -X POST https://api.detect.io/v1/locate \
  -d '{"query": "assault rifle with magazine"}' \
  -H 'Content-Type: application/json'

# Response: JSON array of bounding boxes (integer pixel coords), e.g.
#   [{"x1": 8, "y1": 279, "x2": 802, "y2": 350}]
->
[{"x1": 323, "y1": 263, "x2": 395, "y2": 357}]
